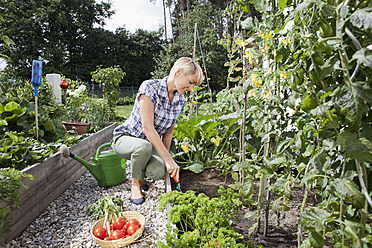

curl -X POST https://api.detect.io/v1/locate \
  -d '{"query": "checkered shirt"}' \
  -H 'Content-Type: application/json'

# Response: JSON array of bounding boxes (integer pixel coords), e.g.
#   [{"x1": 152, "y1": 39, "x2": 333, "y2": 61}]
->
[{"x1": 114, "y1": 77, "x2": 186, "y2": 139}]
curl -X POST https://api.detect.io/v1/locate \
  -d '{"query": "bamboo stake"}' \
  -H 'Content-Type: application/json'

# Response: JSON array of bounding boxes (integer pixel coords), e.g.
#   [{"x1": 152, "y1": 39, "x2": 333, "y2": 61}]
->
[{"x1": 35, "y1": 96, "x2": 38, "y2": 140}]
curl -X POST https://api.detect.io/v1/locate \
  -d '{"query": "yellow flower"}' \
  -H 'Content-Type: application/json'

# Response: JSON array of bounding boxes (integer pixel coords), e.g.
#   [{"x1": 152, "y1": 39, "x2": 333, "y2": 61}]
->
[
  {"x1": 267, "y1": 31, "x2": 273, "y2": 39},
  {"x1": 254, "y1": 78, "x2": 262, "y2": 87},
  {"x1": 215, "y1": 136, "x2": 220, "y2": 146},
  {"x1": 211, "y1": 137, "x2": 216, "y2": 143},
  {"x1": 181, "y1": 144, "x2": 189, "y2": 154},
  {"x1": 280, "y1": 71, "x2": 287, "y2": 79}
]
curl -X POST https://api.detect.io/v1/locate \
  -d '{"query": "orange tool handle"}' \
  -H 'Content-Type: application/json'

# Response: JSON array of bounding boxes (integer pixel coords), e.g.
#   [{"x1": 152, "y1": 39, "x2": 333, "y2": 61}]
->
[{"x1": 173, "y1": 175, "x2": 180, "y2": 183}]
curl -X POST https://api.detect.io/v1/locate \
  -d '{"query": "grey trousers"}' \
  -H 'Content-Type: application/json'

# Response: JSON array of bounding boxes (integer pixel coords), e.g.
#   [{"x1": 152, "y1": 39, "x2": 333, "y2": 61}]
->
[{"x1": 112, "y1": 133, "x2": 165, "y2": 181}]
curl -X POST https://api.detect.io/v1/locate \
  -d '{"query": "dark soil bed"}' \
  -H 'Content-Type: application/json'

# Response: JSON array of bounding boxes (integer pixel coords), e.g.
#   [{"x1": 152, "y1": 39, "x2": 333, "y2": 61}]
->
[{"x1": 171, "y1": 168, "x2": 303, "y2": 248}]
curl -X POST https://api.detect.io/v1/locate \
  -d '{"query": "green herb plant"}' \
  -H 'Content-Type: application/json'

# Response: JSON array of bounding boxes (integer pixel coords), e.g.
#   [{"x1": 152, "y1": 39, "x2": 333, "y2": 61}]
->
[
  {"x1": 158, "y1": 186, "x2": 261, "y2": 248},
  {"x1": 0, "y1": 168, "x2": 33, "y2": 245}
]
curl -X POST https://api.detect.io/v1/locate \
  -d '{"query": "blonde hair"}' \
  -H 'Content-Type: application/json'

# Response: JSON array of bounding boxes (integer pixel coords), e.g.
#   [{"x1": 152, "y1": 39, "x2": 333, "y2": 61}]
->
[{"x1": 168, "y1": 57, "x2": 203, "y2": 85}]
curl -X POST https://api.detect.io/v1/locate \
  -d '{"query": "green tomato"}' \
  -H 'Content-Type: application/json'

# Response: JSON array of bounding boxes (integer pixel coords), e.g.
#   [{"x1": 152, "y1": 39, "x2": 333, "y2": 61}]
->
[
  {"x1": 309, "y1": 70, "x2": 319, "y2": 82},
  {"x1": 293, "y1": 72, "x2": 303, "y2": 86},
  {"x1": 312, "y1": 52, "x2": 325, "y2": 66},
  {"x1": 327, "y1": 0, "x2": 334, "y2": 5},
  {"x1": 320, "y1": 42, "x2": 333, "y2": 54},
  {"x1": 320, "y1": 20, "x2": 332, "y2": 38}
]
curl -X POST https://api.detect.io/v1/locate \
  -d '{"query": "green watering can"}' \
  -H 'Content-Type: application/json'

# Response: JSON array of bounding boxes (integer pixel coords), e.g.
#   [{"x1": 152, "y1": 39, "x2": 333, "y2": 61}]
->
[{"x1": 60, "y1": 143, "x2": 127, "y2": 187}]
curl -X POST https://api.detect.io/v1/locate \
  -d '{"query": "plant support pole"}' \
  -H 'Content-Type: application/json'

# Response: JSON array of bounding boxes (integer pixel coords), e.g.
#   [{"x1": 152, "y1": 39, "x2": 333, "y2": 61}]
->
[{"x1": 35, "y1": 96, "x2": 38, "y2": 140}]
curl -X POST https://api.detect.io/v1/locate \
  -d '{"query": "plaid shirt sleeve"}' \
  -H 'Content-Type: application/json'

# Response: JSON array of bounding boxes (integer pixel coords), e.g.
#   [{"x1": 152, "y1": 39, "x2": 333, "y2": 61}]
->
[{"x1": 114, "y1": 78, "x2": 185, "y2": 140}]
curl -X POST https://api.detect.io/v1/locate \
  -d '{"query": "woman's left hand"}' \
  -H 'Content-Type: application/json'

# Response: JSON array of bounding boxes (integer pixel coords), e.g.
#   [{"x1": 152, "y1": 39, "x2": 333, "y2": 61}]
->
[{"x1": 165, "y1": 161, "x2": 180, "y2": 181}]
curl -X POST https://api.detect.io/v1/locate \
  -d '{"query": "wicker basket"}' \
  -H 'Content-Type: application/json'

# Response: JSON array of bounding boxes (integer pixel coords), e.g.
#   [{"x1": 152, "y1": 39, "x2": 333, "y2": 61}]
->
[{"x1": 91, "y1": 211, "x2": 146, "y2": 248}]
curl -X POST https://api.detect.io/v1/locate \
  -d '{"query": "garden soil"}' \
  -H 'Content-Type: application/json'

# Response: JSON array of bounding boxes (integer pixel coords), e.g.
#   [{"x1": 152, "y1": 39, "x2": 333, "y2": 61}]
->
[{"x1": 171, "y1": 168, "x2": 305, "y2": 248}]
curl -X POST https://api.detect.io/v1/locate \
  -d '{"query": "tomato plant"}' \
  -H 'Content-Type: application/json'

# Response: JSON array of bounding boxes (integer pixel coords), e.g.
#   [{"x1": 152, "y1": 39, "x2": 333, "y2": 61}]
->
[{"x1": 221, "y1": 0, "x2": 372, "y2": 247}]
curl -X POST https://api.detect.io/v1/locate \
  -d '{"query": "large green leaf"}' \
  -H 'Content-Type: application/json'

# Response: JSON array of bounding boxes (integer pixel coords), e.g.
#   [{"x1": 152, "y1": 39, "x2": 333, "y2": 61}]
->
[
  {"x1": 309, "y1": 231, "x2": 324, "y2": 248},
  {"x1": 334, "y1": 178, "x2": 365, "y2": 208},
  {"x1": 252, "y1": 0, "x2": 269, "y2": 13},
  {"x1": 352, "y1": 48, "x2": 372, "y2": 67},
  {"x1": 350, "y1": 7, "x2": 372, "y2": 29},
  {"x1": 276, "y1": 138, "x2": 293, "y2": 154},
  {"x1": 184, "y1": 161, "x2": 205, "y2": 174},
  {"x1": 337, "y1": 131, "x2": 372, "y2": 164},
  {"x1": 300, "y1": 207, "x2": 331, "y2": 232},
  {"x1": 338, "y1": 82, "x2": 372, "y2": 125}
]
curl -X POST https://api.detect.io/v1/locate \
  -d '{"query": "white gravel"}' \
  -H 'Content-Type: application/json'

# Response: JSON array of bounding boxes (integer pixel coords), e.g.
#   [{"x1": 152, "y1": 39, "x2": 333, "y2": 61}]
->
[{"x1": 5, "y1": 164, "x2": 168, "y2": 248}]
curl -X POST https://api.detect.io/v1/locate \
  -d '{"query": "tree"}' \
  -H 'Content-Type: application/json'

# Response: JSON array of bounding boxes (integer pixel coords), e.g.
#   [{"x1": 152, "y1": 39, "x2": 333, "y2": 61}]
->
[
  {"x1": 0, "y1": 0, "x2": 114, "y2": 79},
  {"x1": 153, "y1": 0, "x2": 230, "y2": 91}
]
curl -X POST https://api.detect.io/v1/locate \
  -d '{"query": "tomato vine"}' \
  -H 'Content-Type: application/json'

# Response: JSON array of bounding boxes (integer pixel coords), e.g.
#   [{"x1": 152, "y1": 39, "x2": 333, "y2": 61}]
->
[{"x1": 224, "y1": 0, "x2": 372, "y2": 247}]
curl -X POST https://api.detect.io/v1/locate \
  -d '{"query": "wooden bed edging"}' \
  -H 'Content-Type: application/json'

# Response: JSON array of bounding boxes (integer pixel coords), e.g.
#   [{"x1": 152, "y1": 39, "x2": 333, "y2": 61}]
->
[{"x1": 5, "y1": 122, "x2": 117, "y2": 243}]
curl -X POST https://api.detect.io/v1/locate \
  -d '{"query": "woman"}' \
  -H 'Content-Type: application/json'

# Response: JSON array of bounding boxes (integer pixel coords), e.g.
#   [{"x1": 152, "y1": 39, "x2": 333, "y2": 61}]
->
[{"x1": 112, "y1": 57, "x2": 203, "y2": 204}]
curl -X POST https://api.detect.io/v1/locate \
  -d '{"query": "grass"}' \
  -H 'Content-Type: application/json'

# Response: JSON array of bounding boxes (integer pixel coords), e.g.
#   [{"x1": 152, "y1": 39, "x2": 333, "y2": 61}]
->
[{"x1": 115, "y1": 105, "x2": 133, "y2": 120}]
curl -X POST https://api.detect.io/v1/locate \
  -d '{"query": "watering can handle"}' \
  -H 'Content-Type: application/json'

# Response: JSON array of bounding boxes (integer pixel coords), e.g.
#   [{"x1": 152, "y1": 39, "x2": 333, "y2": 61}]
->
[{"x1": 95, "y1": 143, "x2": 113, "y2": 158}]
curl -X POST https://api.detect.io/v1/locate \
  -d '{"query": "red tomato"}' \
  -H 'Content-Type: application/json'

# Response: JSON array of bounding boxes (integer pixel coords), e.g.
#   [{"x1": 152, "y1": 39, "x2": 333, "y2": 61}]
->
[
  {"x1": 113, "y1": 216, "x2": 126, "y2": 230},
  {"x1": 111, "y1": 229, "x2": 125, "y2": 240},
  {"x1": 121, "y1": 227, "x2": 127, "y2": 236},
  {"x1": 104, "y1": 237, "x2": 113, "y2": 241},
  {"x1": 94, "y1": 227, "x2": 107, "y2": 240},
  {"x1": 110, "y1": 223, "x2": 115, "y2": 231},
  {"x1": 127, "y1": 225, "x2": 139, "y2": 236},
  {"x1": 123, "y1": 223, "x2": 129, "y2": 230},
  {"x1": 128, "y1": 218, "x2": 140, "y2": 228}
]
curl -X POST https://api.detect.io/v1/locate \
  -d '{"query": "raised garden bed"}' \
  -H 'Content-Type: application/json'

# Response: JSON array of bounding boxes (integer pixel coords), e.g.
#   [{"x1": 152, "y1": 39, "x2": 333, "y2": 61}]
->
[
  {"x1": 5, "y1": 122, "x2": 118, "y2": 243},
  {"x1": 171, "y1": 168, "x2": 311, "y2": 248}
]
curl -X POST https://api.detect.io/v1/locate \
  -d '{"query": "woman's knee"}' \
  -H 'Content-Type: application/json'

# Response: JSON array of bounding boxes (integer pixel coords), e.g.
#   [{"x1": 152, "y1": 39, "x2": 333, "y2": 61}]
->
[
  {"x1": 134, "y1": 141, "x2": 152, "y2": 158},
  {"x1": 146, "y1": 161, "x2": 165, "y2": 180}
]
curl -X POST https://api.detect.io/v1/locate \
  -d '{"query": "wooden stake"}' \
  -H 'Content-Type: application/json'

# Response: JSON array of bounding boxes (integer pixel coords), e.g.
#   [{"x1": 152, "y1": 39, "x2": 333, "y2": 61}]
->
[{"x1": 35, "y1": 96, "x2": 38, "y2": 140}]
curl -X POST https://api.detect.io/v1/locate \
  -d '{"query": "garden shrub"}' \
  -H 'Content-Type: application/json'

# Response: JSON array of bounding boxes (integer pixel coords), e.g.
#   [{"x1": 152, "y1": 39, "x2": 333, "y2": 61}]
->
[{"x1": 0, "y1": 168, "x2": 33, "y2": 245}]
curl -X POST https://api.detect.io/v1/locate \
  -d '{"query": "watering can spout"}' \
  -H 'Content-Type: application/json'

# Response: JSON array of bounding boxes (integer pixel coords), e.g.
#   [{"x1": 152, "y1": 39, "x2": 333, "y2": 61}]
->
[{"x1": 60, "y1": 144, "x2": 101, "y2": 180}]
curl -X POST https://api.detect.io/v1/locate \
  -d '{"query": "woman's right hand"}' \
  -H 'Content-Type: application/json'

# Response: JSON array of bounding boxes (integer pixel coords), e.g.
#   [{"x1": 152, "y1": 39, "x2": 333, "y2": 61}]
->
[{"x1": 165, "y1": 161, "x2": 180, "y2": 182}]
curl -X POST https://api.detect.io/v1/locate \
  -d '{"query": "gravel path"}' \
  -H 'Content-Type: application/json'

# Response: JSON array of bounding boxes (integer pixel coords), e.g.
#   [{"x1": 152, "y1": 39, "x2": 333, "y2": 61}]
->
[{"x1": 5, "y1": 164, "x2": 168, "y2": 248}]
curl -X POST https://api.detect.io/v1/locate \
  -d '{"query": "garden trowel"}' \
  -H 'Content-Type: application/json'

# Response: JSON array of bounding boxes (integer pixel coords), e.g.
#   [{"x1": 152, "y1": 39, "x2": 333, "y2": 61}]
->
[{"x1": 173, "y1": 176, "x2": 182, "y2": 192}]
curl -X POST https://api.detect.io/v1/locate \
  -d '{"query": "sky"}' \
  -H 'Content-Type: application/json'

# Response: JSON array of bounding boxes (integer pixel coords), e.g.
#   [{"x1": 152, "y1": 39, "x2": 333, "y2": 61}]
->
[
  {"x1": 102, "y1": 0, "x2": 172, "y2": 34},
  {"x1": 0, "y1": 0, "x2": 171, "y2": 70}
]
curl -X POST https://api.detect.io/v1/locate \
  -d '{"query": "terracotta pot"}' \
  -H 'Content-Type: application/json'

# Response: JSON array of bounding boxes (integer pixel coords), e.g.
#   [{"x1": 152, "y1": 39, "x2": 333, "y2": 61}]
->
[{"x1": 62, "y1": 121, "x2": 89, "y2": 135}]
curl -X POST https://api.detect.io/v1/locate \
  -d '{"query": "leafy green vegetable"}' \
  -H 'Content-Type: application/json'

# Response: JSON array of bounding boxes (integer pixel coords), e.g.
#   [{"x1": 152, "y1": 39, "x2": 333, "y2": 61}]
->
[
  {"x1": 86, "y1": 195, "x2": 123, "y2": 223},
  {"x1": 158, "y1": 186, "x2": 261, "y2": 248}
]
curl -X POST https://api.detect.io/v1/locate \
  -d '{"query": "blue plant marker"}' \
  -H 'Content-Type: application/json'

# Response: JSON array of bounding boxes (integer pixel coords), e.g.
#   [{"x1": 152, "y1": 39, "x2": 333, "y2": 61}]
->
[
  {"x1": 31, "y1": 60, "x2": 42, "y2": 96},
  {"x1": 31, "y1": 60, "x2": 42, "y2": 140}
]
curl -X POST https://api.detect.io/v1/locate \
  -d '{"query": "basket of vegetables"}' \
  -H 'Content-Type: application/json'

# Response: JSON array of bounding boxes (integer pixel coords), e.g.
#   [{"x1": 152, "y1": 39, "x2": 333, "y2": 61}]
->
[
  {"x1": 91, "y1": 211, "x2": 145, "y2": 248},
  {"x1": 87, "y1": 195, "x2": 145, "y2": 247}
]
